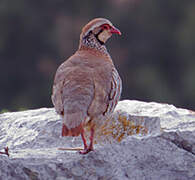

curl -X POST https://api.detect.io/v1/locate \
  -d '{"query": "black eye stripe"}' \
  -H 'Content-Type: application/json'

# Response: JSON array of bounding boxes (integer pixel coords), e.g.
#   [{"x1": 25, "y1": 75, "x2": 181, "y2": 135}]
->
[{"x1": 95, "y1": 29, "x2": 104, "y2": 45}]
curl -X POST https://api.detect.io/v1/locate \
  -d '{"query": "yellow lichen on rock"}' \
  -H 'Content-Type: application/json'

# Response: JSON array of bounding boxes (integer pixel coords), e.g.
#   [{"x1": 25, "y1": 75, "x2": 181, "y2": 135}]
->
[{"x1": 86, "y1": 112, "x2": 148, "y2": 144}]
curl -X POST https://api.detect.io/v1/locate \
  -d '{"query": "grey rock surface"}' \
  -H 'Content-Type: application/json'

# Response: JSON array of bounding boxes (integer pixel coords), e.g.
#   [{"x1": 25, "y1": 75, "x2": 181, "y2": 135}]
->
[{"x1": 0, "y1": 100, "x2": 195, "y2": 180}]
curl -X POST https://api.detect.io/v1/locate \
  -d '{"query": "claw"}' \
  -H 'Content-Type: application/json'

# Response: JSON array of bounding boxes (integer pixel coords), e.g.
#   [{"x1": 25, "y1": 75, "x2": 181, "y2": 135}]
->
[
  {"x1": 79, "y1": 147, "x2": 93, "y2": 154},
  {"x1": 79, "y1": 126, "x2": 95, "y2": 155}
]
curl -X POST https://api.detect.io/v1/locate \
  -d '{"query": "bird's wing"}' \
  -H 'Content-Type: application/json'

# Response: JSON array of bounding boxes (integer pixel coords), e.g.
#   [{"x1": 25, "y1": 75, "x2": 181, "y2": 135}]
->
[
  {"x1": 51, "y1": 62, "x2": 70, "y2": 115},
  {"x1": 52, "y1": 57, "x2": 95, "y2": 130},
  {"x1": 87, "y1": 65, "x2": 122, "y2": 118}
]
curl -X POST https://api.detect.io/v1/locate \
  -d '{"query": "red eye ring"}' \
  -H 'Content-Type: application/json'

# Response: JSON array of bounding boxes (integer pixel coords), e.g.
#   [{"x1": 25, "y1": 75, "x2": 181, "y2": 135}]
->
[
  {"x1": 102, "y1": 24, "x2": 110, "y2": 30},
  {"x1": 100, "y1": 24, "x2": 121, "y2": 35}
]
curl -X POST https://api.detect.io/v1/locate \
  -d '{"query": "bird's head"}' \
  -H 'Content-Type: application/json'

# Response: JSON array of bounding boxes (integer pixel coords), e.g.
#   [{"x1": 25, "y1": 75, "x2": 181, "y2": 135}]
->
[{"x1": 79, "y1": 18, "x2": 121, "y2": 50}]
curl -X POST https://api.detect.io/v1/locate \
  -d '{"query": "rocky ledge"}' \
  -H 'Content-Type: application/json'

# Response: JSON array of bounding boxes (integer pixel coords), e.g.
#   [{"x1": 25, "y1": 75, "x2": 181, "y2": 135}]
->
[{"x1": 0, "y1": 100, "x2": 195, "y2": 180}]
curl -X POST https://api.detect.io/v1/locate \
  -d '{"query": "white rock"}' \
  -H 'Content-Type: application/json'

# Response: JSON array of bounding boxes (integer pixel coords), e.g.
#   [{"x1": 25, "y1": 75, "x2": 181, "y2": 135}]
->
[{"x1": 0, "y1": 100, "x2": 195, "y2": 180}]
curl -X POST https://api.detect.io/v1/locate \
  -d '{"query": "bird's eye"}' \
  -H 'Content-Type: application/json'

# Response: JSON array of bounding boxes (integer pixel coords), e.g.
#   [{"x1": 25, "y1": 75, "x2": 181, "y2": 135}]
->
[{"x1": 102, "y1": 24, "x2": 110, "y2": 30}]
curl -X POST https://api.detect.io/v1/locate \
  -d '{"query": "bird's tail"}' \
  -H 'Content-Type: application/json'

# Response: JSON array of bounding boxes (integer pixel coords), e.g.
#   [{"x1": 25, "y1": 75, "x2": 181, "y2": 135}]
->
[
  {"x1": 62, "y1": 123, "x2": 83, "y2": 137},
  {"x1": 61, "y1": 111, "x2": 86, "y2": 136}
]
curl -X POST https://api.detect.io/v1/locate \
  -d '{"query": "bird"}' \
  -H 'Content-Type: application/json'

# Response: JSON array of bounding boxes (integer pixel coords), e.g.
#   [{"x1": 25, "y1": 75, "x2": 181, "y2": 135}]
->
[{"x1": 51, "y1": 18, "x2": 122, "y2": 154}]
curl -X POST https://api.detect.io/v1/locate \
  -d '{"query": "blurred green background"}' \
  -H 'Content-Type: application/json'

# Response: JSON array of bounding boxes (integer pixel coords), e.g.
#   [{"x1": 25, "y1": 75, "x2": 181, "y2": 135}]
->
[{"x1": 0, "y1": 0, "x2": 195, "y2": 112}]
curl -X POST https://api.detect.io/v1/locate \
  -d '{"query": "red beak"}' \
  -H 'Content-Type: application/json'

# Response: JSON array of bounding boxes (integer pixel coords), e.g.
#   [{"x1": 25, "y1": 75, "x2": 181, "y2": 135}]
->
[{"x1": 110, "y1": 26, "x2": 121, "y2": 35}]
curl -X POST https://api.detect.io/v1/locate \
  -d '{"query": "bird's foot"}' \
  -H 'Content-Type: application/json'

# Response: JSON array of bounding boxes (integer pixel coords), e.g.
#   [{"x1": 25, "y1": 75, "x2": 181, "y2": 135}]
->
[
  {"x1": 79, "y1": 146, "x2": 93, "y2": 154},
  {"x1": 79, "y1": 126, "x2": 94, "y2": 154},
  {"x1": 0, "y1": 147, "x2": 9, "y2": 157}
]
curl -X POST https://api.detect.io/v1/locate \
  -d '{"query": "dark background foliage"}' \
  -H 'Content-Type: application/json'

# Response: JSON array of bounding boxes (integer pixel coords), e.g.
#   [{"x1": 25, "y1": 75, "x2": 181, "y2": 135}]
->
[{"x1": 0, "y1": 0, "x2": 195, "y2": 111}]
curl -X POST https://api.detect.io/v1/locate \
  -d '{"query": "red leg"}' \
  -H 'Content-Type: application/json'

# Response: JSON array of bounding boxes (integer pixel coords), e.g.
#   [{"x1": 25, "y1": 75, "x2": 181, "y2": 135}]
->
[
  {"x1": 80, "y1": 131, "x2": 88, "y2": 150},
  {"x1": 79, "y1": 126, "x2": 95, "y2": 154},
  {"x1": 88, "y1": 126, "x2": 94, "y2": 151},
  {"x1": 58, "y1": 129, "x2": 88, "y2": 152}
]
